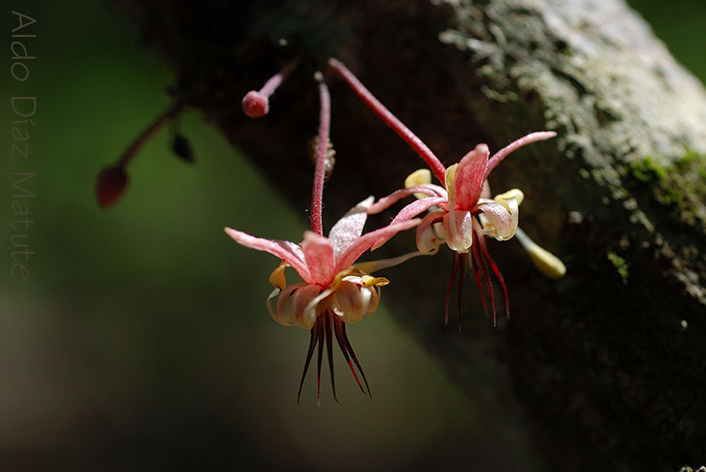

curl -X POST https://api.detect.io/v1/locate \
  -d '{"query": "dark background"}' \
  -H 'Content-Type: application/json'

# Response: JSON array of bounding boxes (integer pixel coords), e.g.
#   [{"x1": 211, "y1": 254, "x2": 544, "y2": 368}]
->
[{"x1": 1, "y1": 1, "x2": 704, "y2": 470}]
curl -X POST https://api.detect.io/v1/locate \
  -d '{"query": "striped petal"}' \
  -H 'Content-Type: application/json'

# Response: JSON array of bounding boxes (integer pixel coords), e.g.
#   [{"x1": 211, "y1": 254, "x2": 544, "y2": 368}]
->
[
  {"x1": 367, "y1": 185, "x2": 447, "y2": 215},
  {"x1": 328, "y1": 197, "x2": 374, "y2": 261},
  {"x1": 337, "y1": 219, "x2": 420, "y2": 273},
  {"x1": 370, "y1": 196, "x2": 446, "y2": 251},
  {"x1": 301, "y1": 231, "x2": 336, "y2": 286},
  {"x1": 454, "y1": 144, "x2": 489, "y2": 211}
]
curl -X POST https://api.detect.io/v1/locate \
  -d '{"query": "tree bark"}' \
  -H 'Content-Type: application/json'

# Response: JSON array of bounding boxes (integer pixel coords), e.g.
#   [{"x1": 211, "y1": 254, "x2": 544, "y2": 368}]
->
[{"x1": 114, "y1": 0, "x2": 706, "y2": 470}]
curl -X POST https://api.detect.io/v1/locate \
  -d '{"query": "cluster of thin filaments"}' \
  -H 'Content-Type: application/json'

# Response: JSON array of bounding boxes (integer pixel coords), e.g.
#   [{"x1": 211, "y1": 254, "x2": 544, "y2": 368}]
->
[{"x1": 298, "y1": 311, "x2": 371, "y2": 405}]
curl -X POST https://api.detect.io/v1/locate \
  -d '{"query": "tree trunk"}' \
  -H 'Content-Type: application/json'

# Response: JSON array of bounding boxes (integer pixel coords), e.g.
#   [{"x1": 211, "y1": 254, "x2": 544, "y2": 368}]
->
[{"x1": 114, "y1": 0, "x2": 706, "y2": 470}]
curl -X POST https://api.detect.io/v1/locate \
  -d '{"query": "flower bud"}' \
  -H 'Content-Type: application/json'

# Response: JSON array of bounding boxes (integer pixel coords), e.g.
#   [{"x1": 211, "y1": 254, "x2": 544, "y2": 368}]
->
[
  {"x1": 96, "y1": 166, "x2": 129, "y2": 208},
  {"x1": 242, "y1": 91, "x2": 269, "y2": 118}
]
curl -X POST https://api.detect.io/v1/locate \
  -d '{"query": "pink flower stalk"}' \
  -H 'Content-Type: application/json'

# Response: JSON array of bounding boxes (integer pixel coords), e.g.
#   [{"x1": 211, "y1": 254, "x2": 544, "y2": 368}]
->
[
  {"x1": 226, "y1": 73, "x2": 420, "y2": 404},
  {"x1": 327, "y1": 58, "x2": 556, "y2": 325},
  {"x1": 241, "y1": 61, "x2": 297, "y2": 118}
]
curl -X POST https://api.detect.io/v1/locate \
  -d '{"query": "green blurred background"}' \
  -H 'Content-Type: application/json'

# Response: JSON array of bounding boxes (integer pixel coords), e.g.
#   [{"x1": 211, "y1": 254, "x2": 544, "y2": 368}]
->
[{"x1": 1, "y1": 1, "x2": 704, "y2": 471}]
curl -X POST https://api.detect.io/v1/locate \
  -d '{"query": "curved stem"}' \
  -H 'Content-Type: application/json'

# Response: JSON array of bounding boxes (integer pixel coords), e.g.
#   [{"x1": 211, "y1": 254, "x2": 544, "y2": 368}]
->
[
  {"x1": 259, "y1": 59, "x2": 297, "y2": 97},
  {"x1": 327, "y1": 58, "x2": 447, "y2": 183},
  {"x1": 118, "y1": 102, "x2": 184, "y2": 168},
  {"x1": 310, "y1": 72, "x2": 332, "y2": 236}
]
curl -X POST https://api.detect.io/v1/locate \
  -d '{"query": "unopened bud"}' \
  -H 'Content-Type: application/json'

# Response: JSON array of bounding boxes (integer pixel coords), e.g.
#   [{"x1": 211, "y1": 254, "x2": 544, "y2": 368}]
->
[
  {"x1": 96, "y1": 166, "x2": 129, "y2": 208},
  {"x1": 242, "y1": 91, "x2": 269, "y2": 118}
]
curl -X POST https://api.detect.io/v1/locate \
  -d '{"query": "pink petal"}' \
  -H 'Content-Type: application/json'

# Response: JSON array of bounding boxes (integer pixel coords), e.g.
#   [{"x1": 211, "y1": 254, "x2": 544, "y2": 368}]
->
[
  {"x1": 301, "y1": 231, "x2": 336, "y2": 286},
  {"x1": 481, "y1": 180, "x2": 491, "y2": 199},
  {"x1": 367, "y1": 185, "x2": 447, "y2": 215},
  {"x1": 224, "y1": 227, "x2": 312, "y2": 283},
  {"x1": 328, "y1": 197, "x2": 374, "y2": 261},
  {"x1": 370, "y1": 196, "x2": 447, "y2": 251},
  {"x1": 454, "y1": 144, "x2": 490, "y2": 211},
  {"x1": 484, "y1": 131, "x2": 557, "y2": 180},
  {"x1": 336, "y1": 219, "x2": 421, "y2": 273}
]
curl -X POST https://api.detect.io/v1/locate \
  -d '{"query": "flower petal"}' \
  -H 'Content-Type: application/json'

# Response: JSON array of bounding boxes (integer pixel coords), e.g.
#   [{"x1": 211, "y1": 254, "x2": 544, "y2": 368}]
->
[
  {"x1": 334, "y1": 280, "x2": 378, "y2": 323},
  {"x1": 291, "y1": 284, "x2": 325, "y2": 329},
  {"x1": 454, "y1": 144, "x2": 490, "y2": 211},
  {"x1": 481, "y1": 180, "x2": 491, "y2": 199},
  {"x1": 271, "y1": 283, "x2": 308, "y2": 326},
  {"x1": 476, "y1": 200, "x2": 518, "y2": 241},
  {"x1": 336, "y1": 218, "x2": 421, "y2": 273},
  {"x1": 443, "y1": 210, "x2": 474, "y2": 253},
  {"x1": 328, "y1": 196, "x2": 374, "y2": 261},
  {"x1": 370, "y1": 196, "x2": 447, "y2": 251},
  {"x1": 301, "y1": 231, "x2": 336, "y2": 286},
  {"x1": 224, "y1": 227, "x2": 312, "y2": 283},
  {"x1": 484, "y1": 131, "x2": 557, "y2": 180},
  {"x1": 354, "y1": 249, "x2": 430, "y2": 274},
  {"x1": 367, "y1": 186, "x2": 447, "y2": 215},
  {"x1": 416, "y1": 210, "x2": 446, "y2": 254}
]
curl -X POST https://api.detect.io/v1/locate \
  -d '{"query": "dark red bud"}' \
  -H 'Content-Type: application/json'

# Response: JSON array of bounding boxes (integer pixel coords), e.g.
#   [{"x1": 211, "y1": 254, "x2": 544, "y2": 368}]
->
[
  {"x1": 242, "y1": 91, "x2": 269, "y2": 118},
  {"x1": 96, "y1": 166, "x2": 129, "y2": 208}
]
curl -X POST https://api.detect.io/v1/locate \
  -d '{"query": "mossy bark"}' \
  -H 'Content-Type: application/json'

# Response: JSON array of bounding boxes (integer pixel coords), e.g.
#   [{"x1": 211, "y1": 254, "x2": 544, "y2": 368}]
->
[{"x1": 115, "y1": 0, "x2": 706, "y2": 470}]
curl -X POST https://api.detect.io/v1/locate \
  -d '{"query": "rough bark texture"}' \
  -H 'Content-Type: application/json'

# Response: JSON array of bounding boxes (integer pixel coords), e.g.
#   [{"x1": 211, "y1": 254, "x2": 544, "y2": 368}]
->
[{"x1": 113, "y1": 0, "x2": 706, "y2": 470}]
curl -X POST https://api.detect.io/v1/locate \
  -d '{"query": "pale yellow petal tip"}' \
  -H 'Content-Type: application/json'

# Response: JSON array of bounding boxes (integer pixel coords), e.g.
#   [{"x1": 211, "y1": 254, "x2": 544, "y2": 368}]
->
[
  {"x1": 527, "y1": 245, "x2": 567, "y2": 279},
  {"x1": 269, "y1": 261, "x2": 289, "y2": 290},
  {"x1": 494, "y1": 188, "x2": 524, "y2": 211},
  {"x1": 405, "y1": 169, "x2": 432, "y2": 199},
  {"x1": 361, "y1": 275, "x2": 390, "y2": 287},
  {"x1": 444, "y1": 163, "x2": 458, "y2": 201}
]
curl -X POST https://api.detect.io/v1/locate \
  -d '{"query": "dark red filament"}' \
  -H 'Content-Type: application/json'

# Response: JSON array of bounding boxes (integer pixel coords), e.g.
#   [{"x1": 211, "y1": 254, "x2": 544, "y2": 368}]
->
[
  {"x1": 297, "y1": 310, "x2": 371, "y2": 405},
  {"x1": 444, "y1": 226, "x2": 510, "y2": 327}
]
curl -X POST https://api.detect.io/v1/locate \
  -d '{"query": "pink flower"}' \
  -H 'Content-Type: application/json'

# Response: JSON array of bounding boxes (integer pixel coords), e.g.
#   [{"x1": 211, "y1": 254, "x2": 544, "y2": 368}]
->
[
  {"x1": 371, "y1": 134, "x2": 555, "y2": 324},
  {"x1": 225, "y1": 200, "x2": 418, "y2": 404},
  {"x1": 327, "y1": 58, "x2": 559, "y2": 324},
  {"x1": 226, "y1": 72, "x2": 419, "y2": 404}
]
